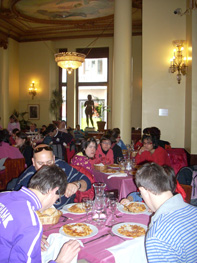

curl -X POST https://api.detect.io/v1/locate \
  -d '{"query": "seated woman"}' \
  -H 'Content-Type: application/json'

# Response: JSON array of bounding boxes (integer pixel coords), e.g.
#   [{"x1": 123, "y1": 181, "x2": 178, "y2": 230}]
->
[
  {"x1": 112, "y1": 128, "x2": 127, "y2": 150},
  {"x1": 15, "y1": 131, "x2": 33, "y2": 167},
  {"x1": 7, "y1": 115, "x2": 20, "y2": 134},
  {"x1": 0, "y1": 129, "x2": 23, "y2": 159},
  {"x1": 135, "y1": 132, "x2": 171, "y2": 166},
  {"x1": 110, "y1": 130, "x2": 124, "y2": 164},
  {"x1": 95, "y1": 135, "x2": 114, "y2": 165},
  {"x1": 71, "y1": 137, "x2": 97, "y2": 173}
]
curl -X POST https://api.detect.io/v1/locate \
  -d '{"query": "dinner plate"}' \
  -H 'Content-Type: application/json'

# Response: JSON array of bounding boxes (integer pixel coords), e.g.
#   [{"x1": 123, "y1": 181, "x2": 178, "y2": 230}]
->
[
  {"x1": 61, "y1": 203, "x2": 86, "y2": 215},
  {"x1": 117, "y1": 202, "x2": 148, "y2": 214},
  {"x1": 112, "y1": 222, "x2": 147, "y2": 239},
  {"x1": 108, "y1": 164, "x2": 119, "y2": 169},
  {"x1": 59, "y1": 223, "x2": 98, "y2": 239}
]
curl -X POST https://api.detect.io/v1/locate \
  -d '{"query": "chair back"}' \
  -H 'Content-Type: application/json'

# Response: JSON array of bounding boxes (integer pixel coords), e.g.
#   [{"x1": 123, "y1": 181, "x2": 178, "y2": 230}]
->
[
  {"x1": 180, "y1": 184, "x2": 192, "y2": 204},
  {"x1": 0, "y1": 158, "x2": 26, "y2": 191},
  {"x1": 166, "y1": 148, "x2": 188, "y2": 175}
]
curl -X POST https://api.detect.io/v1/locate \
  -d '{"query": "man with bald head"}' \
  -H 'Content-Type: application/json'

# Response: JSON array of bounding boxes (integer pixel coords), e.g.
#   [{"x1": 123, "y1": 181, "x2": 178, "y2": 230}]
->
[{"x1": 13, "y1": 144, "x2": 91, "y2": 209}]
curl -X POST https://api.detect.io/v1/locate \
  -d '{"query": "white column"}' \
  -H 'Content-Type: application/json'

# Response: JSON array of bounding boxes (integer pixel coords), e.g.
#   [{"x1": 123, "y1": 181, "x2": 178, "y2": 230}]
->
[{"x1": 113, "y1": 0, "x2": 132, "y2": 144}]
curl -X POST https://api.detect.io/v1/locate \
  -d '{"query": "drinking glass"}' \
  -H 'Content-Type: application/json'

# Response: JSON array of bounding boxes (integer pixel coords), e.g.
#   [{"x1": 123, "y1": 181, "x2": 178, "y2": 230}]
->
[
  {"x1": 109, "y1": 197, "x2": 118, "y2": 223},
  {"x1": 82, "y1": 197, "x2": 93, "y2": 222},
  {"x1": 117, "y1": 157, "x2": 124, "y2": 171},
  {"x1": 92, "y1": 196, "x2": 106, "y2": 225}
]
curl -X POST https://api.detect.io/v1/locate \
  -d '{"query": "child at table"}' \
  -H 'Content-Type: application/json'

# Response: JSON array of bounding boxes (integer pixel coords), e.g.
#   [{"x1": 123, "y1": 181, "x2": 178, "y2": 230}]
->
[
  {"x1": 95, "y1": 135, "x2": 114, "y2": 165},
  {"x1": 121, "y1": 165, "x2": 186, "y2": 205}
]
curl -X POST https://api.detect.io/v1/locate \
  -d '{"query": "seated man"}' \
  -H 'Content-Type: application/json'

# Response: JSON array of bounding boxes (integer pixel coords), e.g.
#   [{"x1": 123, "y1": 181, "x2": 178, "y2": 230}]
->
[
  {"x1": 135, "y1": 163, "x2": 197, "y2": 262},
  {"x1": 74, "y1": 124, "x2": 85, "y2": 142},
  {"x1": 13, "y1": 144, "x2": 91, "y2": 209},
  {"x1": 43, "y1": 123, "x2": 74, "y2": 160},
  {"x1": 0, "y1": 165, "x2": 80, "y2": 262}
]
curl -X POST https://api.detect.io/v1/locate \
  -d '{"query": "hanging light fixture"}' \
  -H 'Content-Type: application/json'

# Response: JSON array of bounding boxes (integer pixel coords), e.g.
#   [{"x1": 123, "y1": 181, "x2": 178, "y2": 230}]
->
[
  {"x1": 54, "y1": 52, "x2": 86, "y2": 74},
  {"x1": 28, "y1": 81, "x2": 37, "y2": 99},
  {"x1": 169, "y1": 40, "x2": 188, "y2": 84}
]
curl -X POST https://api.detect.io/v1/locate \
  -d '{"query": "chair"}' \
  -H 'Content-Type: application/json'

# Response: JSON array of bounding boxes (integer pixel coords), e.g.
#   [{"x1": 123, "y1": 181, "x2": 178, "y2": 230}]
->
[
  {"x1": 0, "y1": 158, "x2": 26, "y2": 191},
  {"x1": 70, "y1": 164, "x2": 95, "y2": 202},
  {"x1": 180, "y1": 184, "x2": 192, "y2": 204},
  {"x1": 166, "y1": 148, "x2": 188, "y2": 175}
]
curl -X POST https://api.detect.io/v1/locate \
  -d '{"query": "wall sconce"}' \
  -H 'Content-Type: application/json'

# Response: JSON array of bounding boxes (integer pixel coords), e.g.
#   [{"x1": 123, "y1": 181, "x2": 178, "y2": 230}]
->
[
  {"x1": 169, "y1": 40, "x2": 188, "y2": 84},
  {"x1": 28, "y1": 81, "x2": 37, "y2": 99}
]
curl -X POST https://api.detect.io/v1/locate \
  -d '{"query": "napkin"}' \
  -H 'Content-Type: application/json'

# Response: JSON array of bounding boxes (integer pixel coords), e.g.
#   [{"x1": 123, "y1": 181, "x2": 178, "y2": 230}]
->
[
  {"x1": 107, "y1": 236, "x2": 147, "y2": 263},
  {"x1": 41, "y1": 233, "x2": 83, "y2": 263},
  {"x1": 107, "y1": 173, "x2": 128, "y2": 179},
  {"x1": 0, "y1": 157, "x2": 7, "y2": 171}
]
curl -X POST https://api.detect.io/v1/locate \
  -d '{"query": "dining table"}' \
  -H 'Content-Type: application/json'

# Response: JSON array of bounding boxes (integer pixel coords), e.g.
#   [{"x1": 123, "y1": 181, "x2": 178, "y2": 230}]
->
[
  {"x1": 92, "y1": 168, "x2": 138, "y2": 201},
  {"x1": 43, "y1": 203, "x2": 151, "y2": 263}
]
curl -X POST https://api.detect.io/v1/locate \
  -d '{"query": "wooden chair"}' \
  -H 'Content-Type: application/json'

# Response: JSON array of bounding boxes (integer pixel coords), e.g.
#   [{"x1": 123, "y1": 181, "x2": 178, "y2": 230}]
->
[
  {"x1": 180, "y1": 184, "x2": 192, "y2": 204},
  {"x1": 0, "y1": 158, "x2": 26, "y2": 191}
]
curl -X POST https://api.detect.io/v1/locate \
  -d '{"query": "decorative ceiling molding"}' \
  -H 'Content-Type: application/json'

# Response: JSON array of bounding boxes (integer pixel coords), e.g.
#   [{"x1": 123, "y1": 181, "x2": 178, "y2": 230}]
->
[{"x1": 0, "y1": 0, "x2": 142, "y2": 44}]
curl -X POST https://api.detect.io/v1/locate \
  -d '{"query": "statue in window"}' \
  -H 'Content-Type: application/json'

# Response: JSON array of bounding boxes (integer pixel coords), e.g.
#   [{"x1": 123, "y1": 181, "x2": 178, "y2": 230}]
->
[{"x1": 84, "y1": 94, "x2": 94, "y2": 127}]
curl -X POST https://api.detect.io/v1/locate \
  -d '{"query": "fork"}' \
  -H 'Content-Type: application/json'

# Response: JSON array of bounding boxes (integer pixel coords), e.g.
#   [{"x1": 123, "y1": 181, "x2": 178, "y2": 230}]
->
[{"x1": 61, "y1": 215, "x2": 74, "y2": 221}]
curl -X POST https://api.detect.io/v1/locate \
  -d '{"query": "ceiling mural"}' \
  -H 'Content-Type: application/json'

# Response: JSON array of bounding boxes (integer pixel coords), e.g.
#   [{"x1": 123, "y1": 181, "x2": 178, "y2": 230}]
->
[
  {"x1": 0, "y1": 0, "x2": 142, "y2": 48},
  {"x1": 14, "y1": 0, "x2": 114, "y2": 21}
]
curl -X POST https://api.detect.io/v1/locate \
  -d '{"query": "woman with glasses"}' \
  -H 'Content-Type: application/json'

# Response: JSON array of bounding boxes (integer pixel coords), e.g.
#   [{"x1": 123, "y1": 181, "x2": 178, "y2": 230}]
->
[
  {"x1": 135, "y1": 133, "x2": 171, "y2": 166},
  {"x1": 71, "y1": 137, "x2": 97, "y2": 172},
  {"x1": 95, "y1": 135, "x2": 114, "y2": 165}
]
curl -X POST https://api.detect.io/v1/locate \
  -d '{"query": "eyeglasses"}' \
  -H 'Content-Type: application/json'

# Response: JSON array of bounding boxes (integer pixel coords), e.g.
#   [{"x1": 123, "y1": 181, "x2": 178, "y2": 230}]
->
[
  {"x1": 143, "y1": 142, "x2": 153, "y2": 146},
  {"x1": 33, "y1": 146, "x2": 53, "y2": 154},
  {"x1": 55, "y1": 189, "x2": 62, "y2": 205}
]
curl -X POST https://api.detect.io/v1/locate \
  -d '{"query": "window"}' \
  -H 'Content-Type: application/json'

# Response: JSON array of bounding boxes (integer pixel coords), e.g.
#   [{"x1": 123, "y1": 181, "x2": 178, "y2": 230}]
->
[{"x1": 77, "y1": 48, "x2": 109, "y2": 130}]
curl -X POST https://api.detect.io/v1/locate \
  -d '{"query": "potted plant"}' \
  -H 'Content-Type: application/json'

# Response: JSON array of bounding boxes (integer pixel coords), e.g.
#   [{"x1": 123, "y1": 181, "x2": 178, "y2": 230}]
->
[
  {"x1": 93, "y1": 96, "x2": 110, "y2": 131},
  {"x1": 49, "y1": 89, "x2": 63, "y2": 125}
]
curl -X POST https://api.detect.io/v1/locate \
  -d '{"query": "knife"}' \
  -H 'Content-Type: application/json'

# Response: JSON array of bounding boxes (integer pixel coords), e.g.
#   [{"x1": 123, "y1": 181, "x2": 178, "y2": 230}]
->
[{"x1": 84, "y1": 233, "x2": 109, "y2": 244}]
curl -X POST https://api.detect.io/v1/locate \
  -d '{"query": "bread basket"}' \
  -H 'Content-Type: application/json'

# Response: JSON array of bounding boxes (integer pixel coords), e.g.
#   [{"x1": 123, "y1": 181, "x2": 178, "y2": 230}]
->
[
  {"x1": 36, "y1": 207, "x2": 62, "y2": 225},
  {"x1": 94, "y1": 163, "x2": 107, "y2": 172}
]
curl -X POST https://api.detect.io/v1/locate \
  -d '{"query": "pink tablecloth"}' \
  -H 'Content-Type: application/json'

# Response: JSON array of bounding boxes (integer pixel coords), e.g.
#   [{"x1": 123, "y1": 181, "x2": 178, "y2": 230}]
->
[
  {"x1": 43, "y1": 208, "x2": 150, "y2": 263},
  {"x1": 93, "y1": 169, "x2": 137, "y2": 201}
]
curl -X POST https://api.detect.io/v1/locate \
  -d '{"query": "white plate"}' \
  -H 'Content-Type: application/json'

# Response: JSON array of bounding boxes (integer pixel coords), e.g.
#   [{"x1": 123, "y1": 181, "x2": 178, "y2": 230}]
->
[
  {"x1": 112, "y1": 222, "x2": 147, "y2": 239},
  {"x1": 59, "y1": 223, "x2": 98, "y2": 239},
  {"x1": 117, "y1": 202, "x2": 148, "y2": 214},
  {"x1": 61, "y1": 203, "x2": 86, "y2": 215}
]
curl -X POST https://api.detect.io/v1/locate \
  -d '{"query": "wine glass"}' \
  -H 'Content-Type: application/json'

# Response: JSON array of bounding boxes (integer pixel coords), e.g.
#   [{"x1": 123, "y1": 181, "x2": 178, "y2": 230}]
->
[
  {"x1": 109, "y1": 197, "x2": 118, "y2": 223},
  {"x1": 82, "y1": 197, "x2": 93, "y2": 222},
  {"x1": 117, "y1": 157, "x2": 124, "y2": 171}
]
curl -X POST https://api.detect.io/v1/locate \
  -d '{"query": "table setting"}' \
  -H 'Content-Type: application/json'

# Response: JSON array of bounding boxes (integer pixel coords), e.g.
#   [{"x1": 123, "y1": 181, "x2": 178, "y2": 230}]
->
[{"x1": 41, "y1": 183, "x2": 150, "y2": 263}]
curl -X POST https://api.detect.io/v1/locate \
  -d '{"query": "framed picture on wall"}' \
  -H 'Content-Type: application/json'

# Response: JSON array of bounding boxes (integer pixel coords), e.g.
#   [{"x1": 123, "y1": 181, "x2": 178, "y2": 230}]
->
[{"x1": 28, "y1": 104, "x2": 40, "y2": 120}]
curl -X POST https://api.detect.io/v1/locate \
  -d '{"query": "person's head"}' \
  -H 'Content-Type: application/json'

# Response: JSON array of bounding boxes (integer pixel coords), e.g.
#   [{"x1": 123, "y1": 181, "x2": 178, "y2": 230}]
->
[
  {"x1": 46, "y1": 124, "x2": 57, "y2": 137},
  {"x1": 111, "y1": 129, "x2": 121, "y2": 143},
  {"x1": 29, "y1": 164, "x2": 67, "y2": 211},
  {"x1": 76, "y1": 124, "x2": 80, "y2": 130},
  {"x1": 59, "y1": 121, "x2": 66, "y2": 130},
  {"x1": 163, "y1": 165, "x2": 177, "y2": 193},
  {"x1": 9, "y1": 114, "x2": 17, "y2": 123},
  {"x1": 30, "y1": 123, "x2": 37, "y2": 132},
  {"x1": 135, "y1": 163, "x2": 174, "y2": 211},
  {"x1": 0, "y1": 129, "x2": 10, "y2": 144},
  {"x1": 150, "y1": 127, "x2": 161, "y2": 140},
  {"x1": 12, "y1": 128, "x2": 20, "y2": 138},
  {"x1": 87, "y1": 94, "x2": 92, "y2": 100},
  {"x1": 15, "y1": 131, "x2": 28, "y2": 148},
  {"x1": 100, "y1": 135, "x2": 111, "y2": 152},
  {"x1": 142, "y1": 132, "x2": 159, "y2": 151},
  {"x1": 41, "y1": 125, "x2": 47, "y2": 131},
  {"x1": 81, "y1": 137, "x2": 97, "y2": 158},
  {"x1": 32, "y1": 144, "x2": 55, "y2": 171}
]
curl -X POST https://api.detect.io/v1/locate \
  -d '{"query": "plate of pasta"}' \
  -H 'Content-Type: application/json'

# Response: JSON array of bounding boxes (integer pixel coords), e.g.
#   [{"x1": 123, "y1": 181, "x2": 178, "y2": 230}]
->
[
  {"x1": 112, "y1": 222, "x2": 147, "y2": 239},
  {"x1": 117, "y1": 202, "x2": 148, "y2": 214},
  {"x1": 59, "y1": 223, "x2": 98, "y2": 239},
  {"x1": 62, "y1": 203, "x2": 86, "y2": 214}
]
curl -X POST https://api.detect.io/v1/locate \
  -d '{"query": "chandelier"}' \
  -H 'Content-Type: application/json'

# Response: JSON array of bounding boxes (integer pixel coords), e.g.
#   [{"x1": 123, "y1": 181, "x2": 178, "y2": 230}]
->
[
  {"x1": 54, "y1": 52, "x2": 86, "y2": 74},
  {"x1": 169, "y1": 40, "x2": 188, "y2": 84}
]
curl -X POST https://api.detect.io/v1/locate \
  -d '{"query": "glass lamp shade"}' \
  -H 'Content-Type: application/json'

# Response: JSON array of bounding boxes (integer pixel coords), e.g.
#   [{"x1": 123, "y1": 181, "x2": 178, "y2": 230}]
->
[{"x1": 54, "y1": 52, "x2": 86, "y2": 74}]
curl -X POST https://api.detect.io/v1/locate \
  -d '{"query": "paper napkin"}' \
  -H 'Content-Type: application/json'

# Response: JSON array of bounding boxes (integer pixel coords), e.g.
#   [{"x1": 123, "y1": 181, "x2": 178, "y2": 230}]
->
[
  {"x1": 41, "y1": 233, "x2": 83, "y2": 263},
  {"x1": 107, "y1": 236, "x2": 147, "y2": 263}
]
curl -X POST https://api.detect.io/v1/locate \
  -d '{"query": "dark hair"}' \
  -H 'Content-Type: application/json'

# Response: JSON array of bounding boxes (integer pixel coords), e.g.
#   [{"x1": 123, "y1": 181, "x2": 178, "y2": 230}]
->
[
  {"x1": 0, "y1": 129, "x2": 10, "y2": 144},
  {"x1": 9, "y1": 114, "x2": 18, "y2": 122},
  {"x1": 113, "y1": 128, "x2": 120, "y2": 134},
  {"x1": 135, "y1": 163, "x2": 174, "y2": 194},
  {"x1": 81, "y1": 137, "x2": 97, "y2": 156},
  {"x1": 29, "y1": 165, "x2": 67, "y2": 195},
  {"x1": 46, "y1": 124, "x2": 57, "y2": 134},
  {"x1": 110, "y1": 129, "x2": 120, "y2": 143},
  {"x1": 142, "y1": 133, "x2": 158, "y2": 149},
  {"x1": 150, "y1": 127, "x2": 161, "y2": 140},
  {"x1": 163, "y1": 165, "x2": 177, "y2": 193},
  {"x1": 16, "y1": 131, "x2": 30, "y2": 152},
  {"x1": 12, "y1": 128, "x2": 20, "y2": 135},
  {"x1": 100, "y1": 135, "x2": 111, "y2": 144}
]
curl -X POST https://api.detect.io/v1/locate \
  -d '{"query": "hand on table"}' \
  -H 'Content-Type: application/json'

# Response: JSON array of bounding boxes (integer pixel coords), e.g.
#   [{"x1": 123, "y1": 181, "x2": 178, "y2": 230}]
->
[
  {"x1": 41, "y1": 234, "x2": 50, "y2": 252},
  {"x1": 65, "y1": 183, "x2": 78, "y2": 198},
  {"x1": 55, "y1": 240, "x2": 81, "y2": 263}
]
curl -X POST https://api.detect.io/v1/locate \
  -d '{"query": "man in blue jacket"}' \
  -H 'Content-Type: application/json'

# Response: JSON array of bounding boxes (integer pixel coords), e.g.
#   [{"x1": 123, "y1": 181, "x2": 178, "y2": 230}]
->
[
  {"x1": 0, "y1": 165, "x2": 80, "y2": 263},
  {"x1": 13, "y1": 144, "x2": 91, "y2": 210}
]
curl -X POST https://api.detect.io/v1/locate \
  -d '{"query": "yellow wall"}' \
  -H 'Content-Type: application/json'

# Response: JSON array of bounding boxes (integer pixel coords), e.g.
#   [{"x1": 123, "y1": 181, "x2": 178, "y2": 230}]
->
[{"x1": 143, "y1": 0, "x2": 186, "y2": 147}]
